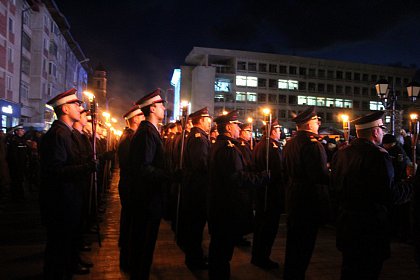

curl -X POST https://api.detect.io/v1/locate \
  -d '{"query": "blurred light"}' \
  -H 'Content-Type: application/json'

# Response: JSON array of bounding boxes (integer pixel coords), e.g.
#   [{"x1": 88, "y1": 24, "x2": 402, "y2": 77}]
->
[
  {"x1": 340, "y1": 114, "x2": 349, "y2": 122},
  {"x1": 171, "y1": 69, "x2": 181, "y2": 86},
  {"x1": 102, "y1": 112, "x2": 110, "y2": 118},
  {"x1": 83, "y1": 91, "x2": 95, "y2": 101},
  {"x1": 180, "y1": 100, "x2": 189, "y2": 108},
  {"x1": 410, "y1": 113, "x2": 418, "y2": 120},
  {"x1": 283, "y1": 128, "x2": 289, "y2": 134},
  {"x1": 111, "y1": 117, "x2": 117, "y2": 123},
  {"x1": 247, "y1": 117, "x2": 253, "y2": 123},
  {"x1": 222, "y1": 110, "x2": 228, "y2": 115},
  {"x1": 262, "y1": 108, "x2": 271, "y2": 115}
]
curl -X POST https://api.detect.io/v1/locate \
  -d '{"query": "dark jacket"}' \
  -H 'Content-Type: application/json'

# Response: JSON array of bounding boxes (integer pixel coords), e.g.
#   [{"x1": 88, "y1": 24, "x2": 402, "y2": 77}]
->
[
  {"x1": 117, "y1": 127, "x2": 135, "y2": 194},
  {"x1": 253, "y1": 137, "x2": 284, "y2": 213},
  {"x1": 282, "y1": 130, "x2": 330, "y2": 225},
  {"x1": 331, "y1": 138, "x2": 413, "y2": 259},
  {"x1": 208, "y1": 134, "x2": 265, "y2": 235},
  {"x1": 39, "y1": 120, "x2": 93, "y2": 226},
  {"x1": 129, "y1": 120, "x2": 168, "y2": 219}
]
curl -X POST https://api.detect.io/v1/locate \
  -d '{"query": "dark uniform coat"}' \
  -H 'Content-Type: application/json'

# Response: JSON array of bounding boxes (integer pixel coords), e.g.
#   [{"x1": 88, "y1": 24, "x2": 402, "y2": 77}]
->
[
  {"x1": 282, "y1": 130, "x2": 330, "y2": 224},
  {"x1": 117, "y1": 127, "x2": 135, "y2": 198},
  {"x1": 331, "y1": 138, "x2": 413, "y2": 260},
  {"x1": 39, "y1": 120, "x2": 93, "y2": 279},
  {"x1": 208, "y1": 134, "x2": 265, "y2": 236}
]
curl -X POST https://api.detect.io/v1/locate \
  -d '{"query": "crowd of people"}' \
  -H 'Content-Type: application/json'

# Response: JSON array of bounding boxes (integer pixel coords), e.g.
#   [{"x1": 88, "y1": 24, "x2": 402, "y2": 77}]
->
[{"x1": 1, "y1": 86, "x2": 419, "y2": 280}]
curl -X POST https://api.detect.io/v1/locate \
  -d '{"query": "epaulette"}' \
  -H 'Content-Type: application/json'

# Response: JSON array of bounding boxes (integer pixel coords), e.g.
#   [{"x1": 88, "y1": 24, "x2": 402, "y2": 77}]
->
[
  {"x1": 211, "y1": 139, "x2": 216, "y2": 144},
  {"x1": 227, "y1": 140, "x2": 235, "y2": 147},
  {"x1": 241, "y1": 141, "x2": 246, "y2": 146},
  {"x1": 163, "y1": 135, "x2": 168, "y2": 139},
  {"x1": 272, "y1": 142, "x2": 278, "y2": 148},
  {"x1": 310, "y1": 135, "x2": 318, "y2": 142},
  {"x1": 195, "y1": 133, "x2": 201, "y2": 138}
]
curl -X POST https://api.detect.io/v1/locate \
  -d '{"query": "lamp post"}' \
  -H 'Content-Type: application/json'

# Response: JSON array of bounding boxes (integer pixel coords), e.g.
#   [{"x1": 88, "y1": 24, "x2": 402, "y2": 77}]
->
[
  {"x1": 375, "y1": 79, "x2": 397, "y2": 135},
  {"x1": 340, "y1": 114, "x2": 350, "y2": 143},
  {"x1": 247, "y1": 117, "x2": 254, "y2": 150},
  {"x1": 407, "y1": 81, "x2": 420, "y2": 165}
]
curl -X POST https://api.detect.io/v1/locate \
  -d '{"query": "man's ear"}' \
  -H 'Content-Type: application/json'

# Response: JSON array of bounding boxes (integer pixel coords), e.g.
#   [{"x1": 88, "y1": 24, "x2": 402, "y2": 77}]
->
[{"x1": 61, "y1": 104, "x2": 69, "y2": 115}]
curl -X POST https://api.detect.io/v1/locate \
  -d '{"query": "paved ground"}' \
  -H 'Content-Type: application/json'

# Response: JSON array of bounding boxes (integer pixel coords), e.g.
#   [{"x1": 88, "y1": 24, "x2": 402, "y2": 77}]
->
[{"x1": 0, "y1": 170, "x2": 419, "y2": 280}]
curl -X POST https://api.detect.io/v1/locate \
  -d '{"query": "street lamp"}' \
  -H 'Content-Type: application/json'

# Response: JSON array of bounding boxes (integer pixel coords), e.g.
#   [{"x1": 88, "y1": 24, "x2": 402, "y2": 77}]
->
[
  {"x1": 340, "y1": 114, "x2": 350, "y2": 143},
  {"x1": 247, "y1": 117, "x2": 254, "y2": 150},
  {"x1": 407, "y1": 81, "x2": 420, "y2": 165},
  {"x1": 375, "y1": 79, "x2": 396, "y2": 135}
]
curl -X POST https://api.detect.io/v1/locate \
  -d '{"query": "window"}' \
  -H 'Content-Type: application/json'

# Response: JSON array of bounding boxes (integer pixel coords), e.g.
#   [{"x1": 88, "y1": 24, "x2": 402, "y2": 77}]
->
[
  {"x1": 362, "y1": 87, "x2": 368, "y2": 96},
  {"x1": 345, "y1": 72, "x2": 352, "y2": 80},
  {"x1": 236, "y1": 75, "x2": 247, "y2": 86},
  {"x1": 248, "y1": 62, "x2": 257, "y2": 72},
  {"x1": 335, "y1": 99, "x2": 343, "y2": 108},
  {"x1": 343, "y1": 100, "x2": 353, "y2": 108},
  {"x1": 269, "y1": 64, "x2": 277, "y2": 73},
  {"x1": 336, "y1": 71, "x2": 343, "y2": 79},
  {"x1": 308, "y1": 68, "x2": 316, "y2": 78},
  {"x1": 336, "y1": 85, "x2": 343, "y2": 94},
  {"x1": 42, "y1": 59, "x2": 46, "y2": 73},
  {"x1": 214, "y1": 94, "x2": 224, "y2": 102},
  {"x1": 258, "y1": 63, "x2": 267, "y2": 72},
  {"x1": 345, "y1": 86, "x2": 352, "y2": 94},
  {"x1": 247, "y1": 92, "x2": 257, "y2": 102},
  {"x1": 237, "y1": 61, "x2": 246, "y2": 71},
  {"x1": 268, "y1": 94, "x2": 277, "y2": 104},
  {"x1": 278, "y1": 79, "x2": 288, "y2": 89},
  {"x1": 318, "y1": 83, "x2": 325, "y2": 93},
  {"x1": 298, "y1": 96, "x2": 307, "y2": 105},
  {"x1": 279, "y1": 65, "x2": 287, "y2": 74},
  {"x1": 269, "y1": 79, "x2": 277, "y2": 88},
  {"x1": 362, "y1": 101, "x2": 369, "y2": 110},
  {"x1": 48, "y1": 83, "x2": 53, "y2": 96},
  {"x1": 327, "y1": 70, "x2": 334, "y2": 79},
  {"x1": 307, "y1": 96, "x2": 316, "y2": 105},
  {"x1": 49, "y1": 40, "x2": 58, "y2": 57},
  {"x1": 362, "y1": 74, "x2": 369, "y2": 81},
  {"x1": 236, "y1": 92, "x2": 246, "y2": 102},
  {"x1": 8, "y1": 18, "x2": 13, "y2": 34},
  {"x1": 370, "y1": 88, "x2": 377, "y2": 97},
  {"x1": 278, "y1": 95, "x2": 287, "y2": 103},
  {"x1": 215, "y1": 79, "x2": 231, "y2": 92},
  {"x1": 354, "y1": 73, "x2": 360, "y2": 81},
  {"x1": 22, "y1": 32, "x2": 31, "y2": 51},
  {"x1": 279, "y1": 110, "x2": 286, "y2": 118},
  {"x1": 20, "y1": 82, "x2": 29, "y2": 99},
  {"x1": 318, "y1": 69, "x2": 325, "y2": 78},
  {"x1": 299, "y1": 67, "x2": 306, "y2": 76},
  {"x1": 327, "y1": 84, "x2": 334, "y2": 93},
  {"x1": 43, "y1": 38, "x2": 48, "y2": 51},
  {"x1": 371, "y1": 75, "x2": 377, "y2": 82},
  {"x1": 258, "y1": 93, "x2": 266, "y2": 103},
  {"x1": 353, "y1": 100, "x2": 360, "y2": 109},
  {"x1": 258, "y1": 78, "x2": 266, "y2": 88},
  {"x1": 22, "y1": 56, "x2": 30, "y2": 75},
  {"x1": 308, "y1": 83, "x2": 316, "y2": 91},
  {"x1": 326, "y1": 98, "x2": 335, "y2": 107},
  {"x1": 7, "y1": 47, "x2": 13, "y2": 63},
  {"x1": 289, "y1": 80, "x2": 298, "y2": 90},
  {"x1": 23, "y1": 10, "x2": 30, "y2": 26},
  {"x1": 370, "y1": 101, "x2": 384, "y2": 111},
  {"x1": 247, "y1": 76, "x2": 257, "y2": 87},
  {"x1": 299, "y1": 81, "x2": 306, "y2": 91},
  {"x1": 6, "y1": 75, "x2": 12, "y2": 91},
  {"x1": 326, "y1": 112, "x2": 333, "y2": 121},
  {"x1": 289, "y1": 96, "x2": 297, "y2": 105},
  {"x1": 354, "y1": 87, "x2": 360, "y2": 95},
  {"x1": 48, "y1": 62, "x2": 56, "y2": 77},
  {"x1": 96, "y1": 81, "x2": 101, "y2": 88},
  {"x1": 289, "y1": 66, "x2": 297, "y2": 75},
  {"x1": 317, "y1": 97, "x2": 325, "y2": 107}
]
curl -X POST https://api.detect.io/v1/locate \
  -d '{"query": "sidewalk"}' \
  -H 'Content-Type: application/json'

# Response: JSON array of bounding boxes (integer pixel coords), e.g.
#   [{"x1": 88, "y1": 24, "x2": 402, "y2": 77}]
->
[{"x1": 0, "y1": 170, "x2": 419, "y2": 279}]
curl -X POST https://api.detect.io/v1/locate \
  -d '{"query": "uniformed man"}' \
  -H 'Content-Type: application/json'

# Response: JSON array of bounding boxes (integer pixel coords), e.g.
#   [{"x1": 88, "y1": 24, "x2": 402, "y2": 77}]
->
[
  {"x1": 235, "y1": 123, "x2": 254, "y2": 247},
  {"x1": 179, "y1": 107, "x2": 212, "y2": 270},
  {"x1": 40, "y1": 88, "x2": 96, "y2": 279},
  {"x1": 128, "y1": 89, "x2": 168, "y2": 280},
  {"x1": 251, "y1": 119, "x2": 283, "y2": 269},
  {"x1": 210, "y1": 126, "x2": 218, "y2": 145},
  {"x1": 72, "y1": 109, "x2": 94, "y2": 269},
  {"x1": 208, "y1": 110, "x2": 267, "y2": 280},
  {"x1": 282, "y1": 106, "x2": 330, "y2": 280},
  {"x1": 117, "y1": 105, "x2": 144, "y2": 271},
  {"x1": 6, "y1": 124, "x2": 28, "y2": 201},
  {"x1": 331, "y1": 111, "x2": 413, "y2": 280}
]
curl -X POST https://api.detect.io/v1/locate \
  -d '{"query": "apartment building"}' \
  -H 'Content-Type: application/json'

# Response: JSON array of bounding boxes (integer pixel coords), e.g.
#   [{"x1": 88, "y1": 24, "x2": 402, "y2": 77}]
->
[
  {"x1": 0, "y1": 0, "x2": 88, "y2": 132},
  {"x1": 173, "y1": 47, "x2": 416, "y2": 131}
]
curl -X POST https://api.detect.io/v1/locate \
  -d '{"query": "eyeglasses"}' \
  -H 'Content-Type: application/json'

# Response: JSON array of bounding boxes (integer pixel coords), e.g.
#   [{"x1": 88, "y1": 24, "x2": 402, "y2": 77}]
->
[
  {"x1": 67, "y1": 101, "x2": 84, "y2": 105},
  {"x1": 374, "y1": 125, "x2": 388, "y2": 131}
]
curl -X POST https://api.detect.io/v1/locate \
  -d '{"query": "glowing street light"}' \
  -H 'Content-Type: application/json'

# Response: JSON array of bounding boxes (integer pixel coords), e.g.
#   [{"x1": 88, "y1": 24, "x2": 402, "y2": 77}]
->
[
  {"x1": 83, "y1": 91, "x2": 95, "y2": 102},
  {"x1": 111, "y1": 117, "x2": 117, "y2": 123},
  {"x1": 247, "y1": 117, "x2": 254, "y2": 150},
  {"x1": 340, "y1": 114, "x2": 350, "y2": 142}
]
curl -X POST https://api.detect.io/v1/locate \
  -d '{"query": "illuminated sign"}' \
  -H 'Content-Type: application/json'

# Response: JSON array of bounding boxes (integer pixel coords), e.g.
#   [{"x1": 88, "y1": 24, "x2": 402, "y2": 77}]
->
[{"x1": 2, "y1": 105, "x2": 13, "y2": 114}]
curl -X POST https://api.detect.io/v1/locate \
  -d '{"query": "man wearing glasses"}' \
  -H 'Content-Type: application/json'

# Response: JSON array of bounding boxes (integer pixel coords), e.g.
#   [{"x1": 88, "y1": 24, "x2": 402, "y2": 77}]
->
[{"x1": 331, "y1": 111, "x2": 413, "y2": 280}]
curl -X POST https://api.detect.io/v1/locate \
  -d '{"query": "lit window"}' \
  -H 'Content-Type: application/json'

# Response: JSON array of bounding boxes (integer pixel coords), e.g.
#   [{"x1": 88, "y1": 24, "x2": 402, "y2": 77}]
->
[
  {"x1": 298, "y1": 96, "x2": 307, "y2": 105},
  {"x1": 278, "y1": 79, "x2": 288, "y2": 89},
  {"x1": 326, "y1": 98, "x2": 335, "y2": 107},
  {"x1": 343, "y1": 100, "x2": 353, "y2": 108},
  {"x1": 215, "y1": 79, "x2": 231, "y2": 92},
  {"x1": 236, "y1": 75, "x2": 247, "y2": 86},
  {"x1": 369, "y1": 101, "x2": 384, "y2": 111},
  {"x1": 236, "y1": 92, "x2": 246, "y2": 102},
  {"x1": 335, "y1": 99, "x2": 343, "y2": 108},
  {"x1": 288, "y1": 80, "x2": 298, "y2": 90},
  {"x1": 247, "y1": 76, "x2": 258, "y2": 87},
  {"x1": 247, "y1": 92, "x2": 257, "y2": 102},
  {"x1": 317, "y1": 97, "x2": 325, "y2": 107},
  {"x1": 307, "y1": 96, "x2": 316, "y2": 105}
]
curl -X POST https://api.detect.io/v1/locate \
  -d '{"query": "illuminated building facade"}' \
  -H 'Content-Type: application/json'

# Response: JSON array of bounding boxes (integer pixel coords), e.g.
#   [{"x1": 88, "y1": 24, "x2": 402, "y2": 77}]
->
[{"x1": 173, "y1": 47, "x2": 416, "y2": 130}]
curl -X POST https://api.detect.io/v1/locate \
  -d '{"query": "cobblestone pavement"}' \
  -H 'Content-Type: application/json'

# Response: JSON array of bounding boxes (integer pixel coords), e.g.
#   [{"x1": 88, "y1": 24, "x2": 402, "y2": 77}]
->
[{"x1": 0, "y1": 170, "x2": 419, "y2": 279}]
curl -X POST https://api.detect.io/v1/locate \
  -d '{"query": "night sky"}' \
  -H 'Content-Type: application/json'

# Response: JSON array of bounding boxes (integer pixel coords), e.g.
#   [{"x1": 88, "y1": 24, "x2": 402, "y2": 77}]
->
[{"x1": 57, "y1": 0, "x2": 420, "y2": 120}]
